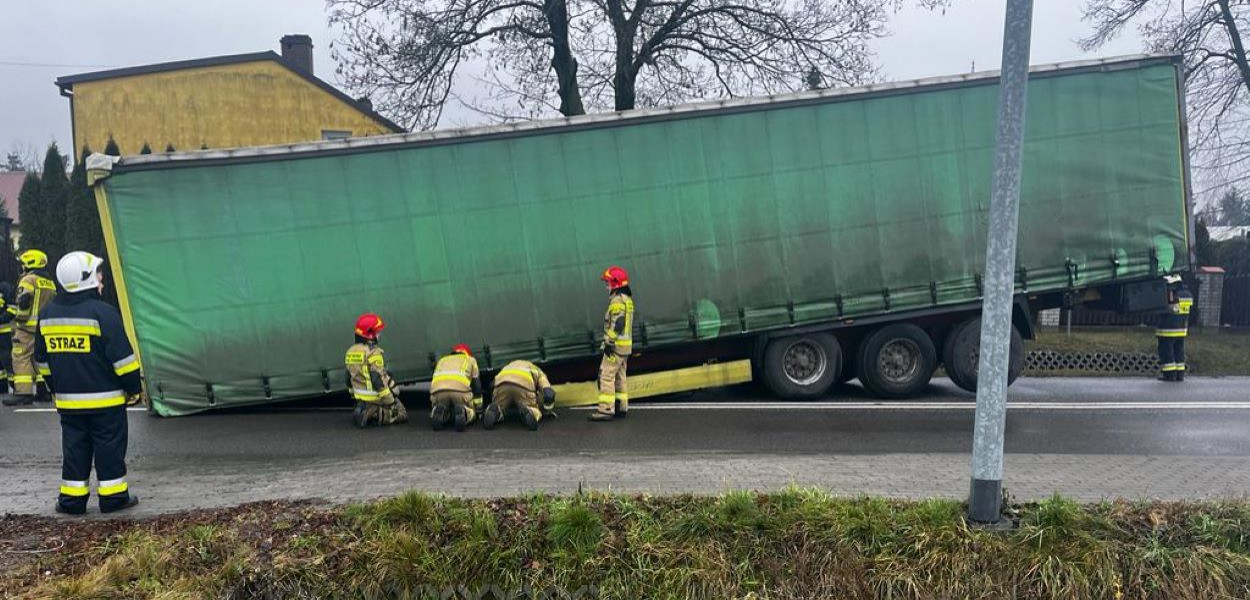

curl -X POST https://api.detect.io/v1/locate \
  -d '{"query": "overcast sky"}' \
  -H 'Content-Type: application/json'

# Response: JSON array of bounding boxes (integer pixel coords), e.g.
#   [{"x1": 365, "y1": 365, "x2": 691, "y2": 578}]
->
[{"x1": 0, "y1": 0, "x2": 1143, "y2": 160}]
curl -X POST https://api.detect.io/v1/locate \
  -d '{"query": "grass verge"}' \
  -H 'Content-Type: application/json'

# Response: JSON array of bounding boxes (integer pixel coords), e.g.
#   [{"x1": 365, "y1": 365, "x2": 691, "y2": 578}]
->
[
  {"x1": 4, "y1": 492, "x2": 1250, "y2": 599},
  {"x1": 1028, "y1": 328, "x2": 1250, "y2": 376}
]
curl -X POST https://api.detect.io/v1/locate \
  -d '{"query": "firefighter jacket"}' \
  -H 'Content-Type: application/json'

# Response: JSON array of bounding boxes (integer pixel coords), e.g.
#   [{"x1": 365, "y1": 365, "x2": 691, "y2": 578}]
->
[
  {"x1": 603, "y1": 292, "x2": 634, "y2": 356},
  {"x1": 495, "y1": 360, "x2": 552, "y2": 393},
  {"x1": 0, "y1": 289, "x2": 13, "y2": 337},
  {"x1": 33, "y1": 291, "x2": 142, "y2": 412},
  {"x1": 15, "y1": 269, "x2": 56, "y2": 332},
  {"x1": 345, "y1": 342, "x2": 397, "y2": 402},
  {"x1": 431, "y1": 352, "x2": 481, "y2": 395},
  {"x1": 1156, "y1": 285, "x2": 1194, "y2": 338}
]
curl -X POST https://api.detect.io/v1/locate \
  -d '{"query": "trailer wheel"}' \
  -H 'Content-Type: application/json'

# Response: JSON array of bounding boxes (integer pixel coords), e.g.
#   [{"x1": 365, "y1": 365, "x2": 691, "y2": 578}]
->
[
  {"x1": 857, "y1": 324, "x2": 937, "y2": 399},
  {"x1": 943, "y1": 317, "x2": 1024, "y2": 393},
  {"x1": 761, "y1": 333, "x2": 842, "y2": 399}
]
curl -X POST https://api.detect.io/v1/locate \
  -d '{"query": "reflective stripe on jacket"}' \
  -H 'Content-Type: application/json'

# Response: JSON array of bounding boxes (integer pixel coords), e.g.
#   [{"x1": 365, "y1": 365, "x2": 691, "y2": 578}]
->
[
  {"x1": 430, "y1": 353, "x2": 480, "y2": 393},
  {"x1": 603, "y1": 293, "x2": 634, "y2": 356}
]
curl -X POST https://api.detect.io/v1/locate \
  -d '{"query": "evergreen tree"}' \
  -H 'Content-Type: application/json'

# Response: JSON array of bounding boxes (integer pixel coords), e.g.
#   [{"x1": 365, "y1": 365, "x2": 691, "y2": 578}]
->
[
  {"x1": 16, "y1": 171, "x2": 42, "y2": 254},
  {"x1": 103, "y1": 137, "x2": 121, "y2": 157},
  {"x1": 38, "y1": 144, "x2": 68, "y2": 262},
  {"x1": 3, "y1": 151, "x2": 24, "y2": 172},
  {"x1": 65, "y1": 147, "x2": 105, "y2": 258},
  {"x1": 140, "y1": 142, "x2": 153, "y2": 155},
  {"x1": 165, "y1": 143, "x2": 176, "y2": 153}
]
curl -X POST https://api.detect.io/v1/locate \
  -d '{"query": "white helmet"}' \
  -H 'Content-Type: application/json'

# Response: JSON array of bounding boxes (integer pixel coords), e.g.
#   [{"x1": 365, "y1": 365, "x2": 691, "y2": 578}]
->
[
  {"x1": 56, "y1": 251, "x2": 104, "y2": 294},
  {"x1": 1163, "y1": 274, "x2": 1183, "y2": 285}
]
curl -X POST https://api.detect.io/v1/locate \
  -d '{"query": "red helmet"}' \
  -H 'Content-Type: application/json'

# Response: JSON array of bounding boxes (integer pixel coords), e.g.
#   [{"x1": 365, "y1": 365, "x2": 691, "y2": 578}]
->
[
  {"x1": 354, "y1": 313, "x2": 385, "y2": 340},
  {"x1": 452, "y1": 343, "x2": 472, "y2": 356},
  {"x1": 601, "y1": 265, "x2": 630, "y2": 290}
]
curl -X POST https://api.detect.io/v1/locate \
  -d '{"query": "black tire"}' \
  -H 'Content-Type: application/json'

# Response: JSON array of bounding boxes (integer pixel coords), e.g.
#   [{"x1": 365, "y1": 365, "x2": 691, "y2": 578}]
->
[
  {"x1": 942, "y1": 317, "x2": 1024, "y2": 394},
  {"x1": 857, "y1": 323, "x2": 937, "y2": 399},
  {"x1": 941, "y1": 320, "x2": 976, "y2": 393},
  {"x1": 761, "y1": 333, "x2": 842, "y2": 399}
]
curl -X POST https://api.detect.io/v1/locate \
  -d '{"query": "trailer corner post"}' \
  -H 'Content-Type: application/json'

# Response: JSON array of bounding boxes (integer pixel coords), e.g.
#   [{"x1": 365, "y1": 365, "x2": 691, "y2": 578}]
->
[{"x1": 968, "y1": 0, "x2": 1034, "y2": 525}]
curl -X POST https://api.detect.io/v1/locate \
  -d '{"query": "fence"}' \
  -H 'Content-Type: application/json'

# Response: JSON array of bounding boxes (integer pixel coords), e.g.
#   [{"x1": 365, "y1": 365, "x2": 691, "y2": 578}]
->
[{"x1": 1223, "y1": 274, "x2": 1250, "y2": 327}]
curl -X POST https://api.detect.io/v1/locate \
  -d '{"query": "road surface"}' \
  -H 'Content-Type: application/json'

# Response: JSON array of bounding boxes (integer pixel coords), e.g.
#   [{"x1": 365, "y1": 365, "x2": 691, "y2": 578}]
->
[{"x1": 2, "y1": 377, "x2": 1248, "y2": 516}]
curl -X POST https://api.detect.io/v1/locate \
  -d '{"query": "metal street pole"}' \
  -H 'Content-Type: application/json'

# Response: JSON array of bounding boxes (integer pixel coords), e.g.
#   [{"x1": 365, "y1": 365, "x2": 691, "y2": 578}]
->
[{"x1": 968, "y1": 0, "x2": 1034, "y2": 524}]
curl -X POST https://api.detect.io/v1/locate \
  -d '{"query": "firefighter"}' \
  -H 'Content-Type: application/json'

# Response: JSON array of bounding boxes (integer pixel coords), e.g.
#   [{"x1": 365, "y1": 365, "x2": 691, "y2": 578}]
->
[
  {"x1": 429, "y1": 344, "x2": 481, "y2": 431},
  {"x1": 11, "y1": 249, "x2": 57, "y2": 405},
  {"x1": 483, "y1": 359, "x2": 556, "y2": 431},
  {"x1": 591, "y1": 266, "x2": 634, "y2": 422},
  {"x1": 0, "y1": 282, "x2": 16, "y2": 402},
  {"x1": 345, "y1": 313, "x2": 408, "y2": 428},
  {"x1": 35, "y1": 251, "x2": 141, "y2": 514},
  {"x1": 1156, "y1": 274, "x2": 1194, "y2": 382}
]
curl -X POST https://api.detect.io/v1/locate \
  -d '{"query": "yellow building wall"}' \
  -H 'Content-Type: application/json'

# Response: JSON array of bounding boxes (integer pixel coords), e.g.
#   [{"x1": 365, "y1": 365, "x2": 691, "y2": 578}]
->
[{"x1": 70, "y1": 60, "x2": 396, "y2": 155}]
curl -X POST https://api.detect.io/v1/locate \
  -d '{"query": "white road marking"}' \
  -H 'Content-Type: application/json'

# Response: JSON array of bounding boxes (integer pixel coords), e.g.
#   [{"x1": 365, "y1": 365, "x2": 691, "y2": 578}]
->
[
  {"x1": 12, "y1": 407, "x2": 149, "y2": 413},
  {"x1": 573, "y1": 402, "x2": 1250, "y2": 411}
]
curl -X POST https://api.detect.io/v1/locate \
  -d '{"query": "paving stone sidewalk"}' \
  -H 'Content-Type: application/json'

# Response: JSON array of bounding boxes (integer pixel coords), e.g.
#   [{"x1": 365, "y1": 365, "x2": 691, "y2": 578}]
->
[{"x1": 2, "y1": 451, "x2": 1247, "y2": 518}]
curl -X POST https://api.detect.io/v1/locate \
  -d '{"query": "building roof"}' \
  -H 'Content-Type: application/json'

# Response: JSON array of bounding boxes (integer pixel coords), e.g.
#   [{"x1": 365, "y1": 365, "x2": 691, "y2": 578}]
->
[
  {"x1": 0, "y1": 171, "x2": 26, "y2": 224},
  {"x1": 54, "y1": 51, "x2": 405, "y2": 134},
  {"x1": 1209, "y1": 226, "x2": 1250, "y2": 242}
]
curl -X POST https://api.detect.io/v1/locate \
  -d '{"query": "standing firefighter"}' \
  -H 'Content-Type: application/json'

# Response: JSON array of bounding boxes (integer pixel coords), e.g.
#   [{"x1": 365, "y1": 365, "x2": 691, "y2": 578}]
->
[
  {"x1": 1156, "y1": 274, "x2": 1194, "y2": 382},
  {"x1": 36, "y1": 251, "x2": 141, "y2": 514},
  {"x1": 0, "y1": 282, "x2": 17, "y2": 403},
  {"x1": 12, "y1": 249, "x2": 57, "y2": 404},
  {"x1": 429, "y1": 344, "x2": 481, "y2": 431},
  {"x1": 591, "y1": 266, "x2": 634, "y2": 422},
  {"x1": 484, "y1": 360, "x2": 556, "y2": 431},
  {"x1": 345, "y1": 313, "x2": 408, "y2": 428}
]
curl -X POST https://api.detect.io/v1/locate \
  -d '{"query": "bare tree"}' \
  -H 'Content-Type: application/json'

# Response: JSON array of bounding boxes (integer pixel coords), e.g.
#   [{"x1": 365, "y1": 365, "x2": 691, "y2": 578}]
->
[
  {"x1": 1081, "y1": 1, "x2": 1250, "y2": 200},
  {"x1": 328, "y1": 0, "x2": 935, "y2": 129}
]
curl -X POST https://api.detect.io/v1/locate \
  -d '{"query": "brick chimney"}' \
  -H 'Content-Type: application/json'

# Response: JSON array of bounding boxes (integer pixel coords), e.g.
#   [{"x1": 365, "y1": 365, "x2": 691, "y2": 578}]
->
[{"x1": 280, "y1": 34, "x2": 314, "y2": 73}]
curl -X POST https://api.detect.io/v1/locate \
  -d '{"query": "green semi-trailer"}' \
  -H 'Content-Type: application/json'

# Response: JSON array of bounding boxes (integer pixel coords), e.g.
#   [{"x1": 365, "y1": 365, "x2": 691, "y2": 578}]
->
[{"x1": 88, "y1": 54, "x2": 1192, "y2": 416}]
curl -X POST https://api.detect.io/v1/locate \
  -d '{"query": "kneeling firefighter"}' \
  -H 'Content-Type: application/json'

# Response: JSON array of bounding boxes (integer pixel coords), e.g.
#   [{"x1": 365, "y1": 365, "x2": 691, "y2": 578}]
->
[
  {"x1": 429, "y1": 344, "x2": 481, "y2": 431},
  {"x1": 36, "y1": 251, "x2": 142, "y2": 514},
  {"x1": 483, "y1": 360, "x2": 556, "y2": 431},
  {"x1": 345, "y1": 313, "x2": 408, "y2": 427}
]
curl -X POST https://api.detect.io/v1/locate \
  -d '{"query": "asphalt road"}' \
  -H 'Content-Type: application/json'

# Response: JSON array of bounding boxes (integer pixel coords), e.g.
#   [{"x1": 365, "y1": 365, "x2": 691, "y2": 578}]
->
[
  {"x1": 3, "y1": 377, "x2": 1249, "y2": 515},
  {"x1": 3, "y1": 377, "x2": 1248, "y2": 459}
]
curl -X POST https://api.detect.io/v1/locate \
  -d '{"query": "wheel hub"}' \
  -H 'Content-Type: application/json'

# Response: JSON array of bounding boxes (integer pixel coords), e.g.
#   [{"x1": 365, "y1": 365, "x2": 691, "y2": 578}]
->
[
  {"x1": 878, "y1": 339, "x2": 920, "y2": 384},
  {"x1": 782, "y1": 340, "x2": 827, "y2": 386}
]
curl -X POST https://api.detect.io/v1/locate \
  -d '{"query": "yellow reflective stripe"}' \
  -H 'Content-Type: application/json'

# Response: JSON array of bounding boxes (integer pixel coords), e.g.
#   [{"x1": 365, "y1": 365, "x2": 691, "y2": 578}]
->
[
  {"x1": 0, "y1": 326, "x2": 10, "y2": 334},
  {"x1": 499, "y1": 369, "x2": 534, "y2": 379},
  {"x1": 41, "y1": 325, "x2": 102, "y2": 336},
  {"x1": 37, "y1": 366, "x2": 51, "y2": 377},
  {"x1": 432, "y1": 373, "x2": 471, "y2": 386},
  {"x1": 12, "y1": 375, "x2": 33, "y2": 383},
  {"x1": 54, "y1": 395, "x2": 127, "y2": 410},
  {"x1": 115, "y1": 361, "x2": 140, "y2": 376},
  {"x1": 1156, "y1": 330, "x2": 1188, "y2": 337},
  {"x1": 98, "y1": 481, "x2": 129, "y2": 496},
  {"x1": 60, "y1": 484, "x2": 89, "y2": 497}
]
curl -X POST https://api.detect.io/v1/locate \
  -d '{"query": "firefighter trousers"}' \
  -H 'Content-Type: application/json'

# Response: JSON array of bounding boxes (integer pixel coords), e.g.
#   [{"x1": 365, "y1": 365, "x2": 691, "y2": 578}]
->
[
  {"x1": 11, "y1": 328, "x2": 35, "y2": 396},
  {"x1": 0, "y1": 333, "x2": 11, "y2": 392},
  {"x1": 489, "y1": 383, "x2": 542, "y2": 423},
  {"x1": 431, "y1": 390, "x2": 479, "y2": 423},
  {"x1": 1157, "y1": 336, "x2": 1186, "y2": 374},
  {"x1": 359, "y1": 395, "x2": 408, "y2": 426},
  {"x1": 58, "y1": 409, "x2": 131, "y2": 513},
  {"x1": 597, "y1": 353, "x2": 629, "y2": 416}
]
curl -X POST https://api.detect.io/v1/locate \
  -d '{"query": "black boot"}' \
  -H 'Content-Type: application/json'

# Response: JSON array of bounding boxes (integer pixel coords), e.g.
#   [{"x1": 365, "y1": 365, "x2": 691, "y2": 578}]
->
[
  {"x1": 352, "y1": 402, "x2": 368, "y2": 428},
  {"x1": 521, "y1": 408, "x2": 540, "y2": 431},
  {"x1": 1176, "y1": 371, "x2": 1185, "y2": 382},
  {"x1": 482, "y1": 404, "x2": 502, "y2": 430},
  {"x1": 1157, "y1": 371, "x2": 1175, "y2": 382},
  {"x1": 453, "y1": 405, "x2": 467, "y2": 432},
  {"x1": 2, "y1": 394, "x2": 32, "y2": 406},
  {"x1": 431, "y1": 404, "x2": 448, "y2": 431},
  {"x1": 101, "y1": 495, "x2": 139, "y2": 514}
]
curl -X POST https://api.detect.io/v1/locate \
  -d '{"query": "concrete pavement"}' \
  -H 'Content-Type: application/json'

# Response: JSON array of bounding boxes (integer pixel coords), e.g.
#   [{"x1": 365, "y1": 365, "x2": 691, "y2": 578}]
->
[{"x1": 2, "y1": 377, "x2": 1249, "y2": 517}]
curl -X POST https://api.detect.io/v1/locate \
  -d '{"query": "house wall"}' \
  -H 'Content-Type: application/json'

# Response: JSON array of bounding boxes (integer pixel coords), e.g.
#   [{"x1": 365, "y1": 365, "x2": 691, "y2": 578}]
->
[{"x1": 70, "y1": 60, "x2": 395, "y2": 155}]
